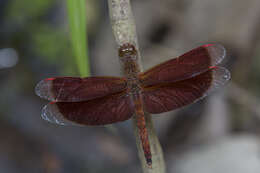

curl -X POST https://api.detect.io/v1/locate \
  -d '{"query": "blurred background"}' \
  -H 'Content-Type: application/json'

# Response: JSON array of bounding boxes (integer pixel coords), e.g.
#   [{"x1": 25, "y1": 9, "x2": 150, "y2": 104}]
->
[{"x1": 1, "y1": 0, "x2": 260, "y2": 172}]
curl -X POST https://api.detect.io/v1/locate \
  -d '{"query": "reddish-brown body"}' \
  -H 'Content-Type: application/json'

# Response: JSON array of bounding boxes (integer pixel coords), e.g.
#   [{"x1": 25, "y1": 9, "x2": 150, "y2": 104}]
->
[
  {"x1": 118, "y1": 44, "x2": 152, "y2": 165},
  {"x1": 35, "y1": 43, "x2": 230, "y2": 166}
]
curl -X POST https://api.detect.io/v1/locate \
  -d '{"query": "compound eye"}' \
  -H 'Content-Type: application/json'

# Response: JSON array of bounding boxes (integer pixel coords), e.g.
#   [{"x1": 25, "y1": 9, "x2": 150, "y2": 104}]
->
[
  {"x1": 128, "y1": 47, "x2": 133, "y2": 51},
  {"x1": 123, "y1": 49, "x2": 132, "y2": 55},
  {"x1": 118, "y1": 44, "x2": 137, "y2": 57}
]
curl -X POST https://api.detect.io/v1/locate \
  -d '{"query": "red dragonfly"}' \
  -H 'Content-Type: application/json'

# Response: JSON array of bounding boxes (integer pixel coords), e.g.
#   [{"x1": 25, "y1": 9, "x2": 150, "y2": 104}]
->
[{"x1": 35, "y1": 43, "x2": 230, "y2": 166}]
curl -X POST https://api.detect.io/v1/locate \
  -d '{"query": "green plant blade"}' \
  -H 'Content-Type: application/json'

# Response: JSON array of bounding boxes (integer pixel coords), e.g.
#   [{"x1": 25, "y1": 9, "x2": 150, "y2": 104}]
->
[{"x1": 66, "y1": 0, "x2": 90, "y2": 77}]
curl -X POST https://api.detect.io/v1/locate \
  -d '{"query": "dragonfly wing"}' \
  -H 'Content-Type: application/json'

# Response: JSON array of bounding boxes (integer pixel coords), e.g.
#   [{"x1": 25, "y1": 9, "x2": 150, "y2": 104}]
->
[
  {"x1": 142, "y1": 67, "x2": 230, "y2": 114},
  {"x1": 139, "y1": 44, "x2": 226, "y2": 86},
  {"x1": 41, "y1": 92, "x2": 134, "y2": 126},
  {"x1": 35, "y1": 76, "x2": 127, "y2": 102}
]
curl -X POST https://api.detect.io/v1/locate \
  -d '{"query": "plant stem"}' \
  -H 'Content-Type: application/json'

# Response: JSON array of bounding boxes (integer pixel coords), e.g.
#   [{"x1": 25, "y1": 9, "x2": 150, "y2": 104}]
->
[{"x1": 107, "y1": 0, "x2": 166, "y2": 172}]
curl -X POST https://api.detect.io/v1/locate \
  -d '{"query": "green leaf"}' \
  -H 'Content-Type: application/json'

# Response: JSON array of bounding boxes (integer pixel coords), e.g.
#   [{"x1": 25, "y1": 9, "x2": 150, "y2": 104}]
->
[{"x1": 66, "y1": 0, "x2": 90, "y2": 77}]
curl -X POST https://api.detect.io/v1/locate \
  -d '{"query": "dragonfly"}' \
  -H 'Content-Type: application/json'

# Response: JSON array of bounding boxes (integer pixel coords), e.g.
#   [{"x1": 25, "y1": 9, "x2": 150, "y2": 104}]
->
[{"x1": 35, "y1": 43, "x2": 230, "y2": 166}]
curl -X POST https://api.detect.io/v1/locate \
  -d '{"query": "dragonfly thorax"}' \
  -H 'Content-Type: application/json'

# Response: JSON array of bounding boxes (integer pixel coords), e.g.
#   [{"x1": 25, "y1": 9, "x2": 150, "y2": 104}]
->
[
  {"x1": 127, "y1": 78, "x2": 141, "y2": 95},
  {"x1": 118, "y1": 44, "x2": 142, "y2": 95}
]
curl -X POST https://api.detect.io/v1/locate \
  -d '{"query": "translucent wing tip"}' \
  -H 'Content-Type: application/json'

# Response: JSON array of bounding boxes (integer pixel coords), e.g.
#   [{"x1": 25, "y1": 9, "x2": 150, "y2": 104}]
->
[
  {"x1": 203, "y1": 44, "x2": 226, "y2": 65},
  {"x1": 214, "y1": 66, "x2": 231, "y2": 84},
  {"x1": 35, "y1": 79, "x2": 54, "y2": 101},
  {"x1": 42, "y1": 104, "x2": 65, "y2": 125},
  {"x1": 206, "y1": 66, "x2": 231, "y2": 95},
  {"x1": 193, "y1": 67, "x2": 230, "y2": 103},
  {"x1": 41, "y1": 103, "x2": 76, "y2": 126}
]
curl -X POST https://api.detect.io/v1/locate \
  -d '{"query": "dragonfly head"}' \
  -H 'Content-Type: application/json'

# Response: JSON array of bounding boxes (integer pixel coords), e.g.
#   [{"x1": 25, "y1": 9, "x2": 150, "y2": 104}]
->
[{"x1": 118, "y1": 43, "x2": 137, "y2": 59}]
